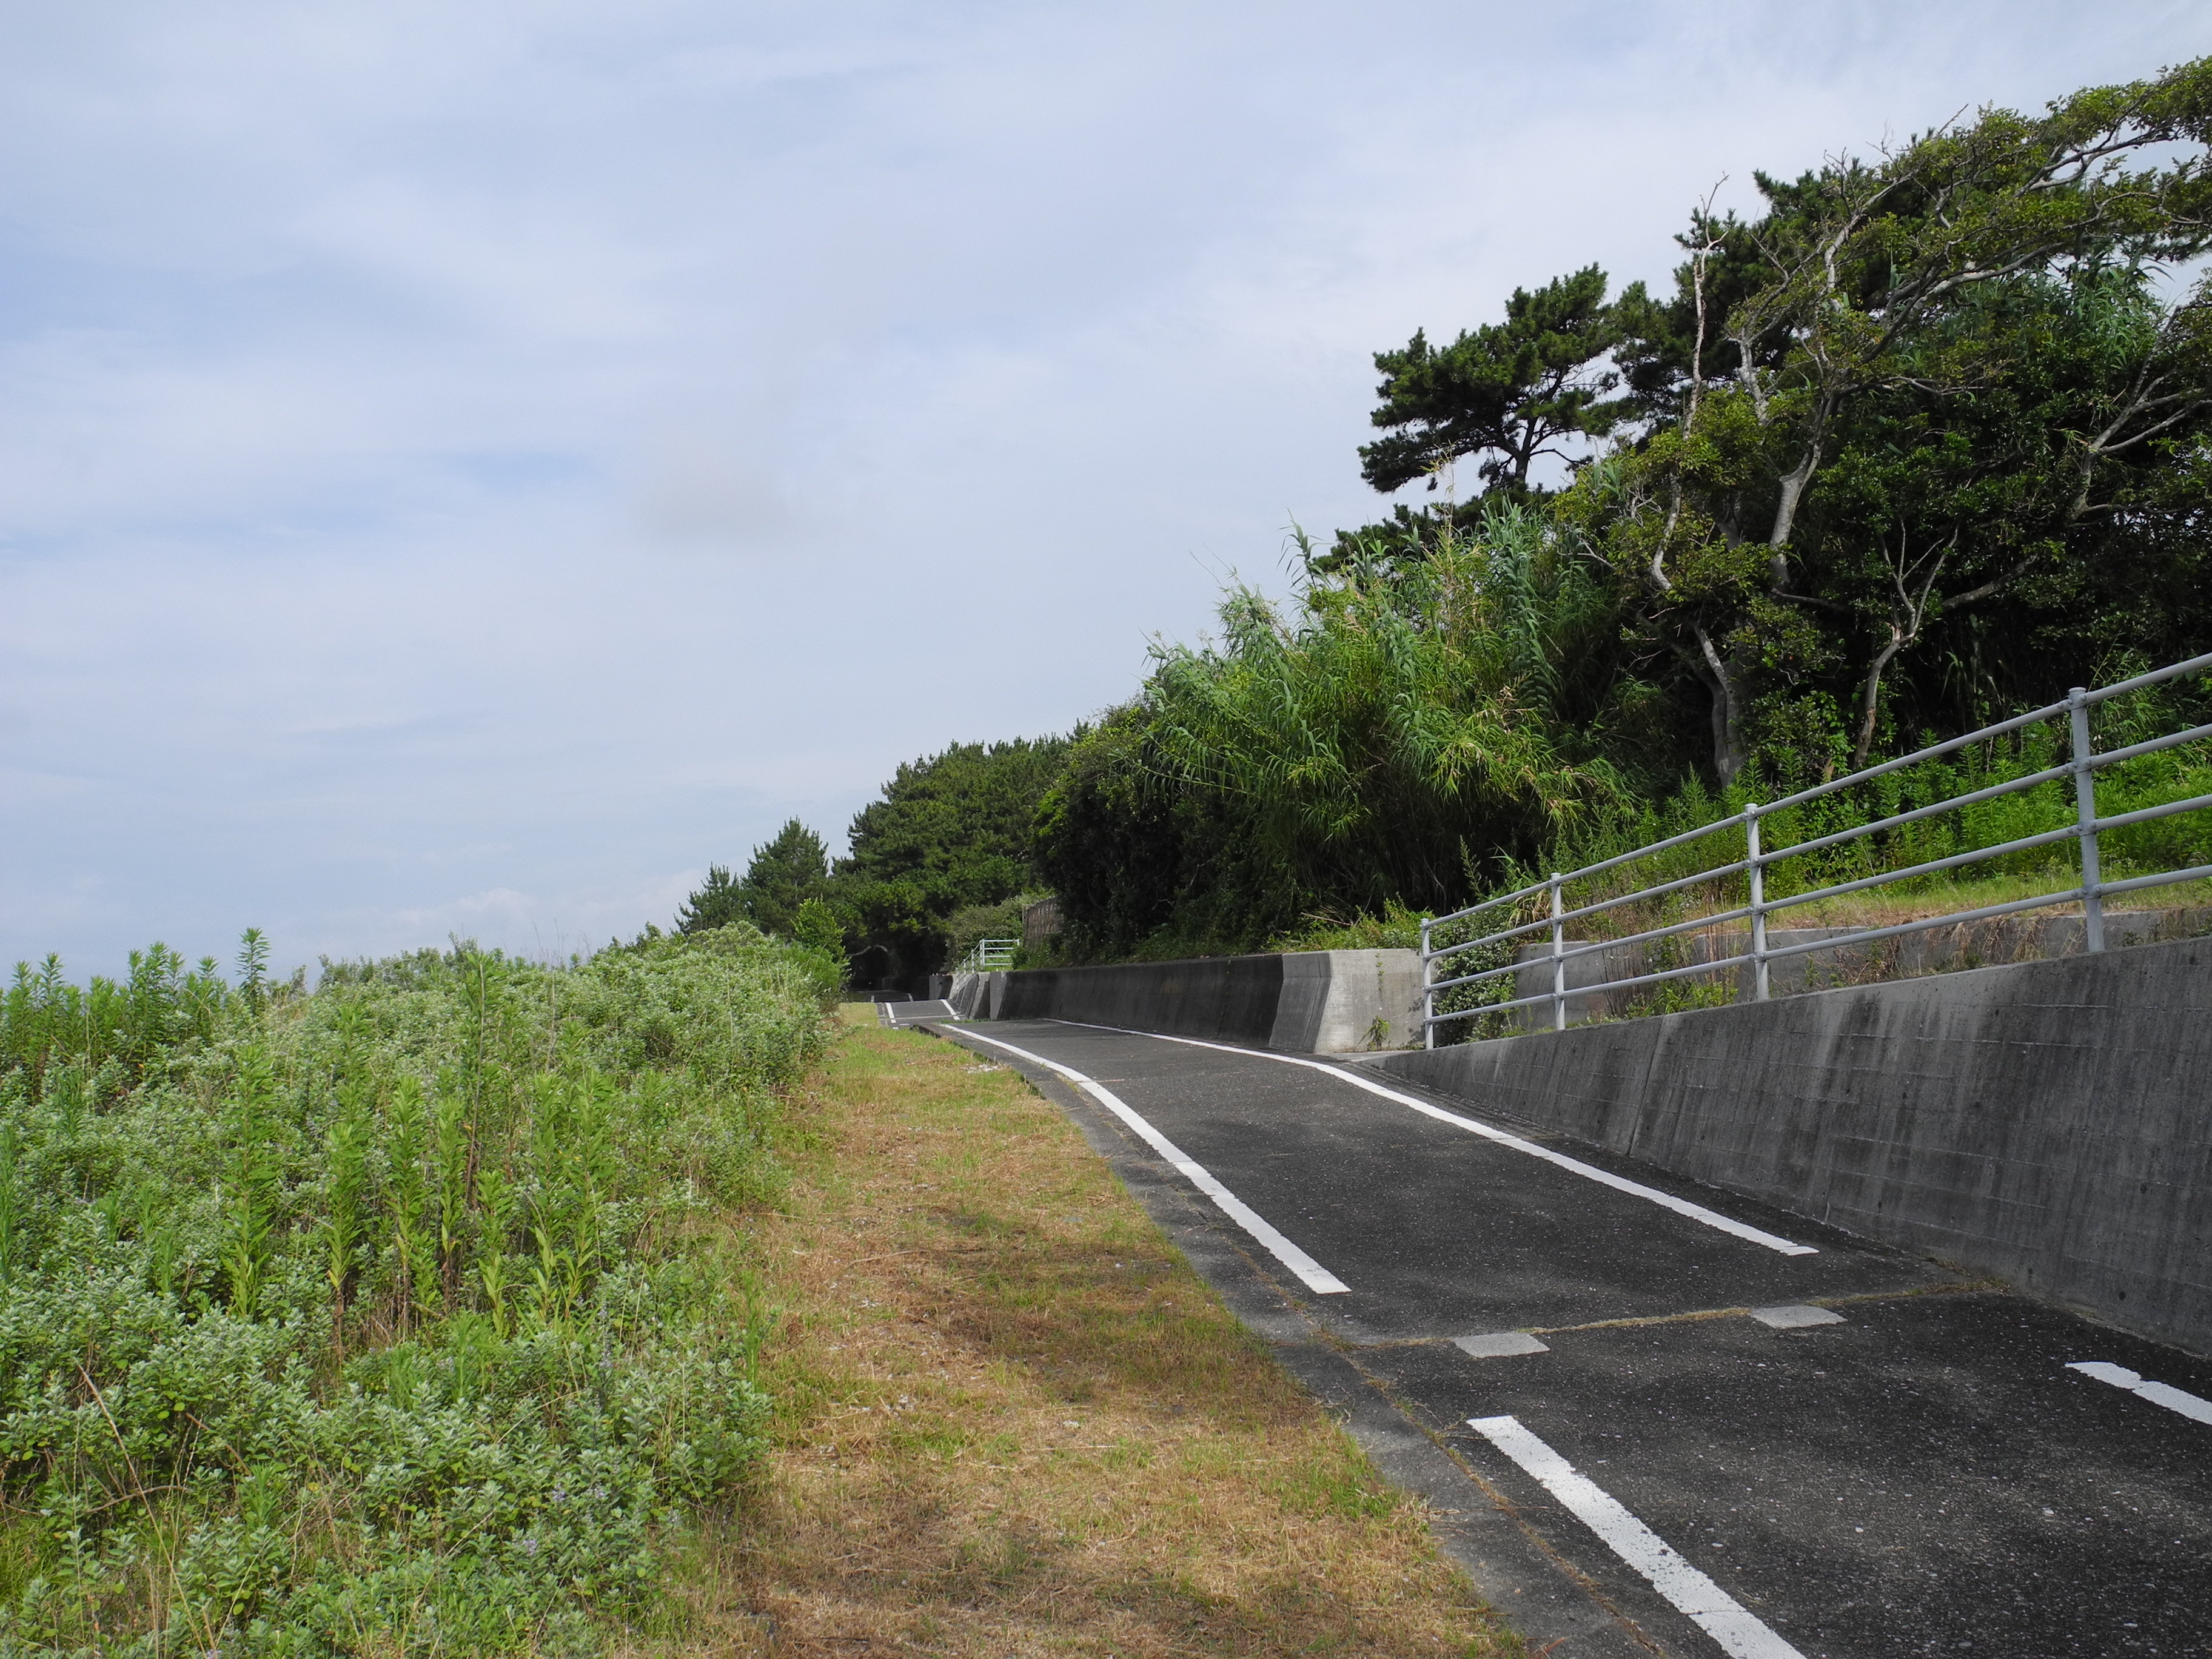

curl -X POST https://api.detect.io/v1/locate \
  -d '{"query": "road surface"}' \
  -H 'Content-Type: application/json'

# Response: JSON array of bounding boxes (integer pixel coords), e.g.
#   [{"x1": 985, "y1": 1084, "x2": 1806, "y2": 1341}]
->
[{"x1": 931, "y1": 1014, "x2": 2212, "y2": 1659}]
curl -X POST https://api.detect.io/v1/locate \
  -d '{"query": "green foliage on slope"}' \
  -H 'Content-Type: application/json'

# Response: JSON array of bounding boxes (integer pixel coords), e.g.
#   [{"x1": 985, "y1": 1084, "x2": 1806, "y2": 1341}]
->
[
  {"x1": 831, "y1": 737, "x2": 1069, "y2": 985},
  {"x1": 1043, "y1": 59, "x2": 2212, "y2": 959},
  {"x1": 1037, "y1": 506, "x2": 1665, "y2": 956}
]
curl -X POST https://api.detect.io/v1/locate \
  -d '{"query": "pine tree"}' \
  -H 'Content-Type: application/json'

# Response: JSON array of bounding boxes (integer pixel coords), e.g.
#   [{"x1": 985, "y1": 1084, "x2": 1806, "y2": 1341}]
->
[
  {"x1": 737, "y1": 820, "x2": 831, "y2": 937},
  {"x1": 674, "y1": 865, "x2": 745, "y2": 934}
]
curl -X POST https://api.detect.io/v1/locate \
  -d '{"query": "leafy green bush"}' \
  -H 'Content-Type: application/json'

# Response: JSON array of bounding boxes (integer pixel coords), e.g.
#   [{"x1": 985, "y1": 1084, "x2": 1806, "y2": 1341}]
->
[
  {"x1": 0, "y1": 927, "x2": 831, "y2": 1655},
  {"x1": 789, "y1": 899, "x2": 848, "y2": 979},
  {"x1": 938, "y1": 894, "x2": 1039, "y2": 971}
]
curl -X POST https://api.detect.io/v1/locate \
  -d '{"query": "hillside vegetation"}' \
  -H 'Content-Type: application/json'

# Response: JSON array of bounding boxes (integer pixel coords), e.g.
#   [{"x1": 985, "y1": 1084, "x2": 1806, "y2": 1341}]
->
[
  {"x1": 682, "y1": 61, "x2": 2212, "y2": 981},
  {"x1": 0, "y1": 928, "x2": 833, "y2": 1655},
  {"x1": 1028, "y1": 61, "x2": 2212, "y2": 960}
]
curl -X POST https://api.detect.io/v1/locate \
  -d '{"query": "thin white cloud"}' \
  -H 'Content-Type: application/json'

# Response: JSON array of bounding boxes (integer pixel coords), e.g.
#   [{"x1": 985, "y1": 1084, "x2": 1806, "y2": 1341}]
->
[{"x1": 2, "y1": 0, "x2": 2206, "y2": 976}]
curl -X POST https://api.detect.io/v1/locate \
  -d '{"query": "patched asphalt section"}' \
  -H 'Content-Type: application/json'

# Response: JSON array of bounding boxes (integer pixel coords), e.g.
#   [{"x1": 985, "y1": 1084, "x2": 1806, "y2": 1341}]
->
[
  {"x1": 911, "y1": 1021, "x2": 1655, "y2": 1659},
  {"x1": 919, "y1": 1016, "x2": 2212, "y2": 1658}
]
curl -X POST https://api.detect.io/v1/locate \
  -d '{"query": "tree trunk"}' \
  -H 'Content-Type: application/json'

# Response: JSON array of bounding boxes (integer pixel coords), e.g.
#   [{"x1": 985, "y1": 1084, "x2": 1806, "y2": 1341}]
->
[
  {"x1": 1696, "y1": 625, "x2": 1746, "y2": 786},
  {"x1": 1764, "y1": 392, "x2": 1836, "y2": 579},
  {"x1": 1851, "y1": 625, "x2": 1907, "y2": 772}
]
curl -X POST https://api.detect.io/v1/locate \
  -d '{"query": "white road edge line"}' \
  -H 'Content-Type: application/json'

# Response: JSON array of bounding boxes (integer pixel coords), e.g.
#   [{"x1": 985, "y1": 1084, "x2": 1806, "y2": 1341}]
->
[
  {"x1": 948, "y1": 1027, "x2": 1352, "y2": 1296},
  {"x1": 1047, "y1": 1021, "x2": 1817, "y2": 1257},
  {"x1": 1470, "y1": 1415, "x2": 1807, "y2": 1659},
  {"x1": 2068, "y1": 1361, "x2": 2212, "y2": 1424}
]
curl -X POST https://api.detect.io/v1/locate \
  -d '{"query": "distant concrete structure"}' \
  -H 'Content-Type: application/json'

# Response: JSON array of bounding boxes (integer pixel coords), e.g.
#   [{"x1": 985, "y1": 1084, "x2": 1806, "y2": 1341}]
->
[{"x1": 946, "y1": 948, "x2": 1424, "y2": 1053}]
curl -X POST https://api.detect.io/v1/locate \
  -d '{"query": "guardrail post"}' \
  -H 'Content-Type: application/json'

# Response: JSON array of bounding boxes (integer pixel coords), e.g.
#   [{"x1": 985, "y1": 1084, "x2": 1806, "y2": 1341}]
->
[
  {"x1": 1420, "y1": 914, "x2": 1435, "y2": 1049},
  {"x1": 2068, "y1": 686, "x2": 2105, "y2": 953},
  {"x1": 1746, "y1": 802, "x2": 1770, "y2": 1001},
  {"x1": 1549, "y1": 873, "x2": 1566, "y2": 1032}
]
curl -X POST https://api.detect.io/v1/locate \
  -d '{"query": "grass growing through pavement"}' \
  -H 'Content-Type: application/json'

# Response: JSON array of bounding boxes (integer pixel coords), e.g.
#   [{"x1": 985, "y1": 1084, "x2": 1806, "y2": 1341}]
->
[{"x1": 674, "y1": 1008, "x2": 1513, "y2": 1657}]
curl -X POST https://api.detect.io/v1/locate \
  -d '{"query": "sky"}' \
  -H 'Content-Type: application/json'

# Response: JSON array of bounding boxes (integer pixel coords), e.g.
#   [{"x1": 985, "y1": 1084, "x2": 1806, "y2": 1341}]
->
[{"x1": 4, "y1": 1, "x2": 2208, "y2": 980}]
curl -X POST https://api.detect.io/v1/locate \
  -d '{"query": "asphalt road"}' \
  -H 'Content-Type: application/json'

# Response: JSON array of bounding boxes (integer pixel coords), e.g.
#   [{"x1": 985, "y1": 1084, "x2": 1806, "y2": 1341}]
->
[
  {"x1": 879, "y1": 999, "x2": 957, "y2": 1025},
  {"x1": 932, "y1": 1015, "x2": 2212, "y2": 1659}
]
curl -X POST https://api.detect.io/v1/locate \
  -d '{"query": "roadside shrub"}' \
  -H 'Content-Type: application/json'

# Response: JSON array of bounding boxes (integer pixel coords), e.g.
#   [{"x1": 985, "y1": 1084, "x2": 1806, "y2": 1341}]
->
[
  {"x1": 0, "y1": 928, "x2": 830, "y2": 1655},
  {"x1": 939, "y1": 894, "x2": 1039, "y2": 970}
]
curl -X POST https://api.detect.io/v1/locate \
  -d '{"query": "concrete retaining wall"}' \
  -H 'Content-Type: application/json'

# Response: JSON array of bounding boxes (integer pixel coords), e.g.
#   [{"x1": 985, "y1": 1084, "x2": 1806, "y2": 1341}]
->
[
  {"x1": 949, "y1": 948, "x2": 1424, "y2": 1053},
  {"x1": 1381, "y1": 934, "x2": 2212, "y2": 1355}
]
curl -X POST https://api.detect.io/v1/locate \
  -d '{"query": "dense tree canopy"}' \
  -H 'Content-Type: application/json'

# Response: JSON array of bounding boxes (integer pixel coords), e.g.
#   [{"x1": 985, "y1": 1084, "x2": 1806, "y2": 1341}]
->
[
  {"x1": 675, "y1": 745, "x2": 1067, "y2": 988},
  {"x1": 740, "y1": 819, "x2": 833, "y2": 937},
  {"x1": 1580, "y1": 67, "x2": 2212, "y2": 782},
  {"x1": 1336, "y1": 60, "x2": 2212, "y2": 785},
  {"x1": 1040, "y1": 59, "x2": 2212, "y2": 958},
  {"x1": 832, "y1": 737, "x2": 1070, "y2": 987},
  {"x1": 674, "y1": 864, "x2": 742, "y2": 934},
  {"x1": 1360, "y1": 265, "x2": 1623, "y2": 497}
]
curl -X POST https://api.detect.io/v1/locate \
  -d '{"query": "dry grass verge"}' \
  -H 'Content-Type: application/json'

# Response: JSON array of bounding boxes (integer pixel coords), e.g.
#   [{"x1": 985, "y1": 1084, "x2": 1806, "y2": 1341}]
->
[{"x1": 660, "y1": 1008, "x2": 1513, "y2": 1657}]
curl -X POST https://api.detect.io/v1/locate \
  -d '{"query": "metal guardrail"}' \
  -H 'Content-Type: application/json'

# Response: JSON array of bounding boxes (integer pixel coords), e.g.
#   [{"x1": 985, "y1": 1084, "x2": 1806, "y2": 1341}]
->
[
  {"x1": 957, "y1": 938, "x2": 1018, "y2": 974},
  {"x1": 1420, "y1": 651, "x2": 2212, "y2": 1044}
]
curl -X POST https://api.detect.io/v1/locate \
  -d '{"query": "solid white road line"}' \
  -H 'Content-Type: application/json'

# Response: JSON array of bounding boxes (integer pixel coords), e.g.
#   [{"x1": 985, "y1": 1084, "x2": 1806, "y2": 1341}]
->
[
  {"x1": 1050, "y1": 1021, "x2": 1818, "y2": 1257},
  {"x1": 950, "y1": 1027, "x2": 1352, "y2": 1296},
  {"x1": 1469, "y1": 1415, "x2": 1807, "y2": 1659},
  {"x1": 2068, "y1": 1361, "x2": 2212, "y2": 1425}
]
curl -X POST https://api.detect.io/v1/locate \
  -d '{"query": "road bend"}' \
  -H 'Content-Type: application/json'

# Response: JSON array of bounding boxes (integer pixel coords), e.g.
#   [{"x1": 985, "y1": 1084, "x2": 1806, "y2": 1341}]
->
[{"x1": 931, "y1": 1014, "x2": 2212, "y2": 1659}]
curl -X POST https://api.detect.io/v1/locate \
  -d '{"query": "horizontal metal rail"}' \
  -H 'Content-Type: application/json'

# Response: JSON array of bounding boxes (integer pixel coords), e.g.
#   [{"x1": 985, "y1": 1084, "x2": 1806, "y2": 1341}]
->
[
  {"x1": 1426, "y1": 885, "x2": 2099, "y2": 1027},
  {"x1": 1430, "y1": 778, "x2": 2212, "y2": 993},
  {"x1": 957, "y1": 938, "x2": 1019, "y2": 974},
  {"x1": 1419, "y1": 660, "x2": 2212, "y2": 1044},
  {"x1": 1429, "y1": 855, "x2": 1754, "y2": 963}
]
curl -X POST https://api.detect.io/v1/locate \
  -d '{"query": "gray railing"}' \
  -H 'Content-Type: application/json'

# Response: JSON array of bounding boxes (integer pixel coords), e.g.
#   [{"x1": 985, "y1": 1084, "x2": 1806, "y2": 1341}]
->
[
  {"x1": 1420, "y1": 651, "x2": 2212, "y2": 1044},
  {"x1": 958, "y1": 937, "x2": 1018, "y2": 974}
]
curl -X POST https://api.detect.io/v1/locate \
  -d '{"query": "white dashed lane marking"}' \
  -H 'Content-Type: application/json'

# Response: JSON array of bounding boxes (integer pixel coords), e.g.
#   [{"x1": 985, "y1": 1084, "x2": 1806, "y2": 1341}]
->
[
  {"x1": 1470, "y1": 1415, "x2": 1808, "y2": 1659},
  {"x1": 1749, "y1": 1304, "x2": 1846, "y2": 1329},
  {"x1": 2069, "y1": 1361, "x2": 2212, "y2": 1425},
  {"x1": 1455, "y1": 1331, "x2": 1549, "y2": 1358}
]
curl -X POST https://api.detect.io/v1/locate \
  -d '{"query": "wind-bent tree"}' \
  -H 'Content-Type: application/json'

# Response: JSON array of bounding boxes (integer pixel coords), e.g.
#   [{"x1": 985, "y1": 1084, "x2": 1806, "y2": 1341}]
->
[
  {"x1": 1584, "y1": 60, "x2": 2212, "y2": 782},
  {"x1": 1359, "y1": 266, "x2": 1624, "y2": 497}
]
